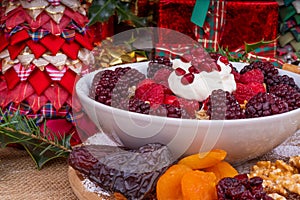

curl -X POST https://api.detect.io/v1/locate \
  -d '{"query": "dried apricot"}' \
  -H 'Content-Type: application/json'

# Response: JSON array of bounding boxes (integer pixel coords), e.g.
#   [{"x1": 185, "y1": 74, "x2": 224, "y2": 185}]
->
[
  {"x1": 156, "y1": 164, "x2": 192, "y2": 200},
  {"x1": 181, "y1": 170, "x2": 217, "y2": 200},
  {"x1": 178, "y1": 149, "x2": 227, "y2": 170},
  {"x1": 204, "y1": 161, "x2": 238, "y2": 182}
]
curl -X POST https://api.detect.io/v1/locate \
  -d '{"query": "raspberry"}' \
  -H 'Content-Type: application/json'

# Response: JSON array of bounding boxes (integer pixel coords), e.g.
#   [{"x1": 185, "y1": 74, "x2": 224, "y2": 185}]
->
[
  {"x1": 206, "y1": 89, "x2": 245, "y2": 120},
  {"x1": 177, "y1": 97, "x2": 200, "y2": 117},
  {"x1": 239, "y1": 69, "x2": 264, "y2": 84},
  {"x1": 136, "y1": 83, "x2": 165, "y2": 108},
  {"x1": 269, "y1": 84, "x2": 300, "y2": 111},
  {"x1": 233, "y1": 82, "x2": 266, "y2": 104},
  {"x1": 245, "y1": 92, "x2": 289, "y2": 118},
  {"x1": 147, "y1": 56, "x2": 173, "y2": 78},
  {"x1": 240, "y1": 61, "x2": 278, "y2": 81},
  {"x1": 153, "y1": 68, "x2": 172, "y2": 83},
  {"x1": 135, "y1": 79, "x2": 156, "y2": 99}
]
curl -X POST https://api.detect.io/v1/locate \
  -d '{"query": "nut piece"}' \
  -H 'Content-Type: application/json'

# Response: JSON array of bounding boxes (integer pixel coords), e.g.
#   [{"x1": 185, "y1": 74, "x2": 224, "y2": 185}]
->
[
  {"x1": 289, "y1": 156, "x2": 300, "y2": 170},
  {"x1": 249, "y1": 159, "x2": 300, "y2": 198}
]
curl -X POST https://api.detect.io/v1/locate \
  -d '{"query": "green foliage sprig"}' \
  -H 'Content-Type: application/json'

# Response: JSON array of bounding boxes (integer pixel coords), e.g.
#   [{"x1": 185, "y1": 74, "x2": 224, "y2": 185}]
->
[
  {"x1": 88, "y1": 0, "x2": 147, "y2": 27},
  {"x1": 0, "y1": 111, "x2": 72, "y2": 170}
]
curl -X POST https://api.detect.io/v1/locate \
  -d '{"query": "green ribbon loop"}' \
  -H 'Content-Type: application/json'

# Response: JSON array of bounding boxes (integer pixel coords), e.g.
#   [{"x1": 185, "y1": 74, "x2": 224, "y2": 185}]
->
[{"x1": 191, "y1": 0, "x2": 210, "y2": 27}]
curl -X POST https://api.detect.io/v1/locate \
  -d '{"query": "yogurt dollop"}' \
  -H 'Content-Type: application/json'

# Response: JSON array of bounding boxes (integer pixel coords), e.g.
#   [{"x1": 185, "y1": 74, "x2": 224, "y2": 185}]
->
[{"x1": 168, "y1": 58, "x2": 236, "y2": 101}]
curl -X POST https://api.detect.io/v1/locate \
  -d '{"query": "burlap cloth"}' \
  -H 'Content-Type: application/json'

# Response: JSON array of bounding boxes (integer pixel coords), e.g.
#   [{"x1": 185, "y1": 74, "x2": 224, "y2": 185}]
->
[
  {"x1": 0, "y1": 147, "x2": 77, "y2": 200},
  {"x1": 0, "y1": 130, "x2": 299, "y2": 200}
]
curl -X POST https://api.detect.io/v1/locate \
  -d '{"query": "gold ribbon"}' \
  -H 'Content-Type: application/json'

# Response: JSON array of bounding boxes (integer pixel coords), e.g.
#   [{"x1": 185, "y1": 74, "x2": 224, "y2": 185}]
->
[{"x1": 45, "y1": 5, "x2": 66, "y2": 24}]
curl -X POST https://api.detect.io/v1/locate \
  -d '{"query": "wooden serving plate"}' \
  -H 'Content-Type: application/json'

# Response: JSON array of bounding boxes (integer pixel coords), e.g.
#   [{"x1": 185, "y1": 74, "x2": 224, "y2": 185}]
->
[{"x1": 68, "y1": 167, "x2": 126, "y2": 200}]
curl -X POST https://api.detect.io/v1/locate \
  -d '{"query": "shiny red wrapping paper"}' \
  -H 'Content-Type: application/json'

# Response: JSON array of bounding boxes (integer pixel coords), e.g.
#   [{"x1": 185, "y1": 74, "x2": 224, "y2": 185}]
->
[
  {"x1": 220, "y1": 1, "x2": 279, "y2": 51},
  {"x1": 158, "y1": 0, "x2": 279, "y2": 51}
]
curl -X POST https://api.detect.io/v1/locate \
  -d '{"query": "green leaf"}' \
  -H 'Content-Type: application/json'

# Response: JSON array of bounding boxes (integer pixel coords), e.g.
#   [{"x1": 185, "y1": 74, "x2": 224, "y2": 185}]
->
[
  {"x1": 116, "y1": 3, "x2": 147, "y2": 27},
  {"x1": 245, "y1": 39, "x2": 275, "y2": 53},
  {"x1": 88, "y1": 0, "x2": 117, "y2": 25}
]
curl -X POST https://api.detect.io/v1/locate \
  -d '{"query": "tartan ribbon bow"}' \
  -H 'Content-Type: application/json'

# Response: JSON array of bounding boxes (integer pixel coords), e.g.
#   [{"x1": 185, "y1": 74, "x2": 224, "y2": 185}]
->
[
  {"x1": 191, "y1": 0, "x2": 226, "y2": 35},
  {"x1": 231, "y1": 39, "x2": 284, "y2": 68}
]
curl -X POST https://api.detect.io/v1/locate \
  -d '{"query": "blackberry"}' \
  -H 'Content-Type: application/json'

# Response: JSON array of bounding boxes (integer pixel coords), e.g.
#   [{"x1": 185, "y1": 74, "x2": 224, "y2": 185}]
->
[
  {"x1": 118, "y1": 97, "x2": 151, "y2": 114},
  {"x1": 111, "y1": 68, "x2": 145, "y2": 107},
  {"x1": 151, "y1": 104, "x2": 191, "y2": 119},
  {"x1": 240, "y1": 61, "x2": 278, "y2": 81},
  {"x1": 245, "y1": 92, "x2": 289, "y2": 118},
  {"x1": 91, "y1": 67, "x2": 145, "y2": 106},
  {"x1": 269, "y1": 84, "x2": 300, "y2": 111},
  {"x1": 206, "y1": 89, "x2": 245, "y2": 120},
  {"x1": 147, "y1": 56, "x2": 173, "y2": 78},
  {"x1": 265, "y1": 74, "x2": 300, "y2": 92}
]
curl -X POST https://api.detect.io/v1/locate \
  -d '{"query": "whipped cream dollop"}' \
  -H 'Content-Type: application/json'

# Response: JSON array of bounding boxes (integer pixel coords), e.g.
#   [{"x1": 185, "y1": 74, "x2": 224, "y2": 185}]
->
[{"x1": 168, "y1": 58, "x2": 236, "y2": 101}]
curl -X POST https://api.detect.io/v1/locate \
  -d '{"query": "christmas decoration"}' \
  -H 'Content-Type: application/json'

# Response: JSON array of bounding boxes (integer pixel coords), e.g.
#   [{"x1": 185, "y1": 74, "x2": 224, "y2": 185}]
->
[
  {"x1": 277, "y1": 0, "x2": 300, "y2": 63},
  {"x1": 158, "y1": 0, "x2": 279, "y2": 53},
  {"x1": 0, "y1": 0, "x2": 95, "y2": 148}
]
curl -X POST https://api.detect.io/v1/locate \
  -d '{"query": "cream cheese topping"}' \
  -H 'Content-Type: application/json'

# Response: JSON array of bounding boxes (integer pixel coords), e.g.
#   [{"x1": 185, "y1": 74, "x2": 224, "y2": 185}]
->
[{"x1": 168, "y1": 58, "x2": 236, "y2": 101}]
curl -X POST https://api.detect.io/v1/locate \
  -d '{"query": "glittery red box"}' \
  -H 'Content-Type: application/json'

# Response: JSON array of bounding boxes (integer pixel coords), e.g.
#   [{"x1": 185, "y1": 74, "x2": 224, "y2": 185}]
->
[{"x1": 158, "y1": 0, "x2": 279, "y2": 51}]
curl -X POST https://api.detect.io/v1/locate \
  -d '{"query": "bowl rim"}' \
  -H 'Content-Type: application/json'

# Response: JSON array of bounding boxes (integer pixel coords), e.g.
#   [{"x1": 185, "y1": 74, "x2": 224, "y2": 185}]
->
[{"x1": 76, "y1": 61, "x2": 300, "y2": 125}]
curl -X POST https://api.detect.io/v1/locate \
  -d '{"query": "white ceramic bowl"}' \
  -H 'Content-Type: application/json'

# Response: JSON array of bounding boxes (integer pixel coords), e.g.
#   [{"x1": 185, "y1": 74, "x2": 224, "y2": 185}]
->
[{"x1": 76, "y1": 62, "x2": 300, "y2": 164}]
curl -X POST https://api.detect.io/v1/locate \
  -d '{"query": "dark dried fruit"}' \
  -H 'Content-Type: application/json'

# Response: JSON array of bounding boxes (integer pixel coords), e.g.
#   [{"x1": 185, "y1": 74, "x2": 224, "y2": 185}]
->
[
  {"x1": 207, "y1": 89, "x2": 245, "y2": 120},
  {"x1": 217, "y1": 174, "x2": 273, "y2": 200},
  {"x1": 269, "y1": 84, "x2": 300, "y2": 111},
  {"x1": 245, "y1": 92, "x2": 289, "y2": 118},
  {"x1": 69, "y1": 143, "x2": 174, "y2": 200}
]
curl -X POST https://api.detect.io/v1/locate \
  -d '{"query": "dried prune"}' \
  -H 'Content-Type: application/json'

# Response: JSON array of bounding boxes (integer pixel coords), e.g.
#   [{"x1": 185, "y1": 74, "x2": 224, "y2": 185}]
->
[{"x1": 68, "y1": 143, "x2": 174, "y2": 200}]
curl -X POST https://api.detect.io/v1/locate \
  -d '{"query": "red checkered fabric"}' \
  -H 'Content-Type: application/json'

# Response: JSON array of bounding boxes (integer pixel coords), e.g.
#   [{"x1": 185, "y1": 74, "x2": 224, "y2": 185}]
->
[{"x1": 13, "y1": 63, "x2": 35, "y2": 81}]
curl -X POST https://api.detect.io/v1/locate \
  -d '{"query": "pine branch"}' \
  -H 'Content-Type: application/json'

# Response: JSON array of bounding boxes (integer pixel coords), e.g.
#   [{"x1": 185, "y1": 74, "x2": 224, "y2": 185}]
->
[{"x1": 0, "y1": 110, "x2": 72, "y2": 169}]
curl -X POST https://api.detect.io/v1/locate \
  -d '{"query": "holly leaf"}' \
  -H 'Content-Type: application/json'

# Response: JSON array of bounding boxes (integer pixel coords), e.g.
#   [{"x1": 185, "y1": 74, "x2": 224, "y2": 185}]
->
[
  {"x1": 87, "y1": 0, "x2": 147, "y2": 27},
  {"x1": 245, "y1": 39, "x2": 276, "y2": 53},
  {"x1": 116, "y1": 3, "x2": 147, "y2": 27},
  {"x1": 88, "y1": 0, "x2": 117, "y2": 26}
]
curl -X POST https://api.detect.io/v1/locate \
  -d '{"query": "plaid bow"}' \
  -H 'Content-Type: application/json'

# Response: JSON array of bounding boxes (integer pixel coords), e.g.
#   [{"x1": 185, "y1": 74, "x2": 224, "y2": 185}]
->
[{"x1": 231, "y1": 39, "x2": 284, "y2": 68}]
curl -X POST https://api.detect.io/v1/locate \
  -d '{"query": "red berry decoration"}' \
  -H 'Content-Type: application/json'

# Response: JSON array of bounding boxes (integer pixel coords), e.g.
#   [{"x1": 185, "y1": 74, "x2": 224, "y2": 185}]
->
[
  {"x1": 239, "y1": 69, "x2": 264, "y2": 84},
  {"x1": 153, "y1": 68, "x2": 172, "y2": 83},
  {"x1": 138, "y1": 84, "x2": 165, "y2": 108},
  {"x1": 181, "y1": 73, "x2": 195, "y2": 85},
  {"x1": 219, "y1": 56, "x2": 229, "y2": 64},
  {"x1": 175, "y1": 67, "x2": 186, "y2": 76},
  {"x1": 188, "y1": 66, "x2": 200, "y2": 74},
  {"x1": 233, "y1": 82, "x2": 266, "y2": 104}
]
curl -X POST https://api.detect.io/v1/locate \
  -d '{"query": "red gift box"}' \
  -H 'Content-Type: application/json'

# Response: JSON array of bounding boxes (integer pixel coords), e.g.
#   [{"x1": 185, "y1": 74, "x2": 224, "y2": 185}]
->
[{"x1": 158, "y1": 0, "x2": 279, "y2": 52}]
